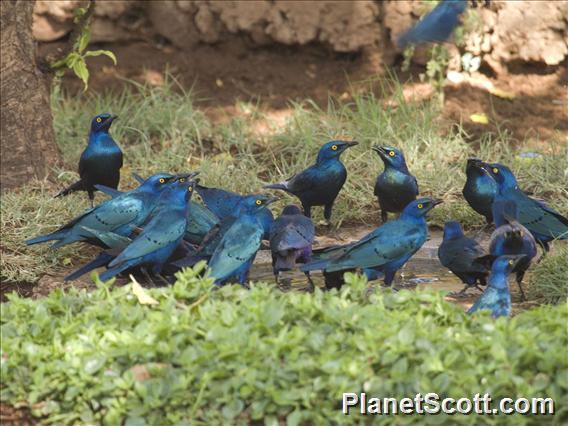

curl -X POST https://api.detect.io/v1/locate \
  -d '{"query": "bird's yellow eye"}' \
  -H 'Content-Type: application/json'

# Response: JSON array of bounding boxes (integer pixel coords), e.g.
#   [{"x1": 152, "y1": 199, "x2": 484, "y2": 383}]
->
[
  {"x1": 508, "y1": 260, "x2": 514, "y2": 266},
  {"x1": 331, "y1": 145, "x2": 338, "y2": 151},
  {"x1": 417, "y1": 203, "x2": 424, "y2": 209},
  {"x1": 493, "y1": 168, "x2": 499, "y2": 174},
  {"x1": 159, "y1": 178, "x2": 166, "y2": 184},
  {"x1": 256, "y1": 199, "x2": 262, "y2": 205},
  {"x1": 188, "y1": 186, "x2": 193, "y2": 192},
  {"x1": 178, "y1": 178, "x2": 185, "y2": 183},
  {"x1": 96, "y1": 117, "x2": 102, "y2": 123},
  {"x1": 389, "y1": 151, "x2": 395, "y2": 157}
]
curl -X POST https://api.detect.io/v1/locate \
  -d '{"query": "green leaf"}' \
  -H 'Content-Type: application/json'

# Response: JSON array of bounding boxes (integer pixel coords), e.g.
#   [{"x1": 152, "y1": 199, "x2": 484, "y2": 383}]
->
[
  {"x1": 76, "y1": 27, "x2": 91, "y2": 53},
  {"x1": 71, "y1": 59, "x2": 89, "y2": 90},
  {"x1": 84, "y1": 49, "x2": 117, "y2": 65}
]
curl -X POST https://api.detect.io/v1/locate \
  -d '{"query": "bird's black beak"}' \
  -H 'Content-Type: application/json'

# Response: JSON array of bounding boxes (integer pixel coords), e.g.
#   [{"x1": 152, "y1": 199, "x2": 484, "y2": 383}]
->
[
  {"x1": 176, "y1": 171, "x2": 199, "y2": 181},
  {"x1": 265, "y1": 197, "x2": 279, "y2": 205},
  {"x1": 345, "y1": 141, "x2": 359, "y2": 148},
  {"x1": 106, "y1": 115, "x2": 118, "y2": 123},
  {"x1": 477, "y1": 162, "x2": 493, "y2": 176},
  {"x1": 431, "y1": 198, "x2": 444, "y2": 207},
  {"x1": 371, "y1": 145, "x2": 386, "y2": 157}
]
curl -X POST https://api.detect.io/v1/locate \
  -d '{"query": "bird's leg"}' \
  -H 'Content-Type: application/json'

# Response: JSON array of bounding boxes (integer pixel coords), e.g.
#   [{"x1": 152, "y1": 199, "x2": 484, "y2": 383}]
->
[
  {"x1": 323, "y1": 204, "x2": 333, "y2": 226},
  {"x1": 380, "y1": 209, "x2": 388, "y2": 224},
  {"x1": 537, "y1": 240, "x2": 550, "y2": 254},
  {"x1": 473, "y1": 223, "x2": 490, "y2": 240},
  {"x1": 157, "y1": 274, "x2": 172, "y2": 286},
  {"x1": 302, "y1": 203, "x2": 312, "y2": 219},
  {"x1": 304, "y1": 271, "x2": 315, "y2": 293},
  {"x1": 516, "y1": 271, "x2": 527, "y2": 302},
  {"x1": 448, "y1": 285, "x2": 469, "y2": 298},
  {"x1": 140, "y1": 267, "x2": 156, "y2": 287},
  {"x1": 88, "y1": 191, "x2": 95, "y2": 208},
  {"x1": 383, "y1": 270, "x2": 397, "y2": 288}
]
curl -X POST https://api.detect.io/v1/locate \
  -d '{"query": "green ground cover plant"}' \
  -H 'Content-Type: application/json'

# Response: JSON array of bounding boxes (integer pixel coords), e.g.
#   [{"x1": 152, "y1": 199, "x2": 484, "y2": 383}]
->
[
  {"x1": 1, "y1": 75, "x2": 566, "y2": 284},
  {"x1": 1, "y1": 267, "x2": 567, "y2": 425}
]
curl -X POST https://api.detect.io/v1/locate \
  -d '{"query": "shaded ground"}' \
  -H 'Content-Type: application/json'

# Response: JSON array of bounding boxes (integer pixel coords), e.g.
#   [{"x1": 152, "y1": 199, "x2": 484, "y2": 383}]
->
[{"x1": 40, "y1": 39, "x2": 568, "y2": 143}]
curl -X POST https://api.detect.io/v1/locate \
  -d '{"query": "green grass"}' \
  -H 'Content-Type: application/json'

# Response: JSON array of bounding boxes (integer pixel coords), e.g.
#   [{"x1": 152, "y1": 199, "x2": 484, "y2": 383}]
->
[
  {"x1": 2, "y1": 269, "x2": 567, "y2": 424},
  {"x1": 529, "y1": 246, "x2": 568, "y2": 305},
  {"x1": 1, "y1": 75, "x2": 567, "y2": 284}
]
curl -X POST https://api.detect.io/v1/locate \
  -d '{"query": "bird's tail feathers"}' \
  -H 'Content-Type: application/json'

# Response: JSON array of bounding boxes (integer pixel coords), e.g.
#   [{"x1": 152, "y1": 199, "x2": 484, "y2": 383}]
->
[
  {"x1": 474, "y1": 255, "x2": 496, "y2": 270},
  {"x1": 301, "y1": 258, "x2": 331, "y2": 273},
  {"x1": 25, "y1": 229, "x2": 68, "y2": 246},
  {"x1": 99, "y1": 259, "x2": 137, "y2": 282},
  {"x1": 171, "y1": 254, "x2": 208, "y2": 270},
  {"x1": 55, "y1": 180, "x2": 84, "y2": 198},
  {"x1": 65, "y1": 253, "x2": 114, "y2": 281}
]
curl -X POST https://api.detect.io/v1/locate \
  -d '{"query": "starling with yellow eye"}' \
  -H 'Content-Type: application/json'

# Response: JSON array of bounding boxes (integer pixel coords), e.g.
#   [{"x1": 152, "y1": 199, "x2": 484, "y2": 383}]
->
[
  {"x1": 373, "y1": 145, "x2": 419, "y2": 223},
  {"x1": 264, "y1": 140, "x2": 358, "y2": 223},
  {"x1": 55, "y1": 113, "x2": 123, "y2": 207}
]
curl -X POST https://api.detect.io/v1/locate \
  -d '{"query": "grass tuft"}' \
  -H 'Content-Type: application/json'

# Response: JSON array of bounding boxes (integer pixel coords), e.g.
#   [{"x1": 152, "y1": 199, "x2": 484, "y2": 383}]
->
[{"x1": 529, "y1": 245, "x2": 568, "y2": 305}]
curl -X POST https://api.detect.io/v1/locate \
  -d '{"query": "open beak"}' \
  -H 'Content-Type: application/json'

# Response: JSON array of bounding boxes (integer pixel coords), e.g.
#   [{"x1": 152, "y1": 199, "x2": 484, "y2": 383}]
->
[
  {"x1": 176, "y1": 171, "x2": 199, "y2": 181},
  {"x1": 371, "y1": 145, "x2": 387, "y2": 158}
]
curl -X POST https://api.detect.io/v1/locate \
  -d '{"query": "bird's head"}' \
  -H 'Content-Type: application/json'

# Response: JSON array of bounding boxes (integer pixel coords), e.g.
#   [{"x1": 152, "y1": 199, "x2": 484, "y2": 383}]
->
[
  {"x1": 479, "y1": 162, "x2": 518, "y2": 189},
  {"x1": 442, "y1": 221, "x2": 464, "y2": 240},
  {"x1": 281, "y1": 204, "x2": 303, "y2": 216},
  {"x1": 173, "y1": 171, "x2": 200, "y2": 184},
  {"x1": 162, "y1": 178, "x2": 197, "y2": 203},
  {"x1": 91, "y1": 113, "x2": 117, "y2": 133},
  {"x1": 491, "y1": 254, "x2": 526, "y2": 277},
  {"x1": 317, "y1": 140, "x2": 358, "y2": 162},
  {"x1": 372, "y1": 145, "x2": 409, "y2": 171},
  {"x1": 140, "y1": 173, "x2": 177, "y2": 192},
  {"x1": 240, "y1": 194, "x2": 278, "y2": 214},
  {"x1": 402, "y1": 197, "x2": 443, "y2": 218},
  {"x1": 465, "y1": 157, "x2": 486, "y2": 176}
]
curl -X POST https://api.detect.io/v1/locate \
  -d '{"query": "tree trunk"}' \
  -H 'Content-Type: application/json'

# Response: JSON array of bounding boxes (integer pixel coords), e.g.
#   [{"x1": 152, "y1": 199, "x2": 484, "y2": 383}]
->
[{"x1": 1, "y1": 0, "x2": 60, "y2": 190}]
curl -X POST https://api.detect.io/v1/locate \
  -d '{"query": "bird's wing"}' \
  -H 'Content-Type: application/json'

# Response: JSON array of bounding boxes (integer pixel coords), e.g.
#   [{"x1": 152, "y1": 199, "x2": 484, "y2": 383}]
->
[
  {"x1": 287, "y1": 165, "x2": 319, "y2": 193},
  {"x1": 185, "y1": 201, "x2": 219, "y2": 243},
  {"x1": 511, "y1": 191, "x2": 568, "y2": 238},
  {"x1": 109, "y1": 211, "x2": 186, "y2": 266},
  {"x1": 79, "y1": 226, "x2": 132, "y2": 250},
  {"x1": 272, "y1": 217, "x2": 315, "y2": 252},
  {"x1": 441, "y1": 238, "x2": 486, "y2": 272},
  {"x1": 208, "y1": 220, "x2": 263, "y2": 280},
  {"x1": 79, "y1": 194, "x2": 146, "y2": 231},
  {"x1": 411, "y1": 175, "x2": 419, "y2": 197},
  {"x1": 326, "y1": 222, "x2": 425, "y2": 271},
  {"x1": 197, "y1": 216, "x2": 240, "y2": 257},
  {"x1": 398, "y1": 0, "x2": 466, "y2": 47},
  {"x1": 196, "y1": 186, "x2": 241, "y2": 219},
  {"x1": 468, "y1": 287, "x2": 501, "y2": 314}
]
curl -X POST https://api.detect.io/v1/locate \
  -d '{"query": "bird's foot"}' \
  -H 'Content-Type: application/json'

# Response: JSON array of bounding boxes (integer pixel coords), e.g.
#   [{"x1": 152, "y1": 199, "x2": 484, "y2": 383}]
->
[
  {"x1": 277, "y1": 278, "x2": 292, "y2": 293},
  {"x1": 448, "y1": 288, "x2": 470, "y2": 299}
]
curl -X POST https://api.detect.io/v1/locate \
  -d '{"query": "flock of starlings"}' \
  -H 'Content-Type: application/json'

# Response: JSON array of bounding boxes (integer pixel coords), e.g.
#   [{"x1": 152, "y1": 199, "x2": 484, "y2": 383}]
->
[{"x1": 26, "y1": 113, "x2": 567, "y2": 319}]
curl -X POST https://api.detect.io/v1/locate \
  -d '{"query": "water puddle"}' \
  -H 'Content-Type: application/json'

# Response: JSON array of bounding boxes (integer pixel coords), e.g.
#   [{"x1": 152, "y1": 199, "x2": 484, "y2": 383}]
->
[{"x1": 248, "y1": 229, "x2": 475, "y2": 295}]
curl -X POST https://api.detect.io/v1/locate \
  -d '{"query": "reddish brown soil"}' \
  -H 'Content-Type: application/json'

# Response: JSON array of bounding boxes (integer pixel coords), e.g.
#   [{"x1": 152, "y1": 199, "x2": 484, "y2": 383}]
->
[
  {"x1": 39, "y1": 38, "x2": 568, "y2": 143},
  {"x1": 0, "y1": 404, "x2": 38, "y2": 426}
]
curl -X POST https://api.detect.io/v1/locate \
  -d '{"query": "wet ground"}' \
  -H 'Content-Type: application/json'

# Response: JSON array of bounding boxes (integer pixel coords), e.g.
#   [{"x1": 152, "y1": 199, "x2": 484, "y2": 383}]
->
[{"x1": 1, "y1": 227, "x2": 537, "y2": 315}]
